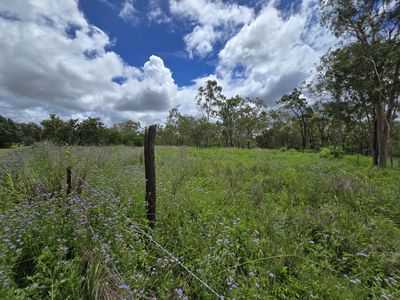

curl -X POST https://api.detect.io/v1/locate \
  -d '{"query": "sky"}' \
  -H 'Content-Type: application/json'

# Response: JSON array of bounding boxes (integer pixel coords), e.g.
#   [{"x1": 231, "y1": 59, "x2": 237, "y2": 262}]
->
[{"x1": 0, "y1": 0, "x2": 336, "y2": 125}]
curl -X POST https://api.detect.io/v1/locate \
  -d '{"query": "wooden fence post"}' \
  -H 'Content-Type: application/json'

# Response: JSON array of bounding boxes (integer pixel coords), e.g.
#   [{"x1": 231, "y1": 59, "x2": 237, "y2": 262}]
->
[
  {"x1": 144, "y1": 125, "x2": 157, "y2": 228},
  {"x1": 67, "y1": 166, "x2": 72, "y2": 195}
]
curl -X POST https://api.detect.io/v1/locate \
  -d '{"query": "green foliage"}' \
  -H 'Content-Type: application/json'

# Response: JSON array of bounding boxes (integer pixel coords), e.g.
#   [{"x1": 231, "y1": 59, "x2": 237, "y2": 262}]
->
[
  {"x1": 1, "y1": 114, "x2": 145, "y2": 148},
  {"x1": 319, "y1": 146, "x2": 344, "y2": 158},
  {"x1": 319, "y1": 0, "x2": 400, "y2": 167},
  {"x1": 0, "y1": 116, "x2": 22, "y2": 148},
  {"x1": 191, "y1": 81, "x2": 269, "y2": 148}
]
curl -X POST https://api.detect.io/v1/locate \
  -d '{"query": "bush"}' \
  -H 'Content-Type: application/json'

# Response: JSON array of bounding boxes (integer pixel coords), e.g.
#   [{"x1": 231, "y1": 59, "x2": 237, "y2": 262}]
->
[{"x1": 319, "y1": 146, "x2": 344, "y2": 158}]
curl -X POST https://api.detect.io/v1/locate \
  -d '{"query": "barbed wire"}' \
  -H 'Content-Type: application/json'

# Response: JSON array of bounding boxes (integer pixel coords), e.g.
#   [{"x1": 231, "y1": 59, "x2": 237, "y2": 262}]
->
[
  {"x1": 70, "y1": 169, "x2": 225, "y2": 300},
  {"x1": 70, "y1": 192, "x2": 133, "y2": 298}
]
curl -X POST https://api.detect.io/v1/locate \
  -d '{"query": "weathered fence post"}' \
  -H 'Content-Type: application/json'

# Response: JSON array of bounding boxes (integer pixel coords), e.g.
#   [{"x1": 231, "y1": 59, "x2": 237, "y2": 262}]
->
[
  {"x1": 67, "y1": 166, "x2": 72, "y2": 195},
  {"x1": 144, "y1": 125, "x2": 157, "y2": 228}
]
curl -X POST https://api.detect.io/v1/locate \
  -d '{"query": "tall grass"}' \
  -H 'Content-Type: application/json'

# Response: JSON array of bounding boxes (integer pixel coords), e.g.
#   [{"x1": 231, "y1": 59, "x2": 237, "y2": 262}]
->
[{"x1": 0, "y1": 144, "x2": 399, "y2": 299}]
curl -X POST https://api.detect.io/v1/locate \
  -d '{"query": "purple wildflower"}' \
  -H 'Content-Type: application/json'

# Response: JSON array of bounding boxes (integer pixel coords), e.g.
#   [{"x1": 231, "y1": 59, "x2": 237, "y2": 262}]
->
[{"x1": 118, "y1": 284, "x2": 129, "y2": 290}]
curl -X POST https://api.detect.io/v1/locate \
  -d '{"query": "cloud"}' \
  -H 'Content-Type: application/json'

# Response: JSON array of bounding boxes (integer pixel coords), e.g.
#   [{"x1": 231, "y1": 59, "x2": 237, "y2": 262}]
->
[
  {"x1": 114, "y1": 56, "x2": 178, "y2": 112},
  {"x1": 169, "y1": 0, "x2": 254, "y2": 58},
  {"x1": 215, "y1": 0, "x2": 336, "y2": 104},
  {"x1": 147, "y1": 0, "x2": 171, "y2": 24},
  {"x1": 0, "y1": 0, "x2": 180, "y2": 125},
  {"x1": 119, "y1": 0, "x2": 139, "y2": 24},
  {"x1": 98, "y1": 0, "x2": 117, "y2": 10},
  {"x1": 0, "y1": 0, "x2": 336, "y2": 126}
]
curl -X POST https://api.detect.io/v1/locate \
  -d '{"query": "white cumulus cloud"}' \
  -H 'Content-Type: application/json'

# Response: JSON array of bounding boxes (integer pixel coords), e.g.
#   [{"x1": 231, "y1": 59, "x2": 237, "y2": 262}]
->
[
  {"x1": 147, "y1": 0, "x2": 171, "y2": 24},
  {"x1": 169, "y1": 0, "x2": 254, "y2": 58},
  {"x1": 215, "y1": 0, "x2": 336, "y2": 104},
  {"x1": 0, "y1": 0, "x2": 337, "y2": 125},
  {"x1": 119, "y1": 0, "x2": 139, "y2": 24},
  {"x1": 0, "y1": 0, "x2": 182, "y2": 125}
]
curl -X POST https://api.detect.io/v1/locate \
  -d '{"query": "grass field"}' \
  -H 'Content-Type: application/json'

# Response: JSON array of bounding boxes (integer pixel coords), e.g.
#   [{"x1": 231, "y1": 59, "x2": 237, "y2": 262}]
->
[
  {"x1": 0, "y1": 149, "x2": 15, "y2": 158},
  {"x1": 0, "y1": 144, "x2": 399, "y2": 299}
]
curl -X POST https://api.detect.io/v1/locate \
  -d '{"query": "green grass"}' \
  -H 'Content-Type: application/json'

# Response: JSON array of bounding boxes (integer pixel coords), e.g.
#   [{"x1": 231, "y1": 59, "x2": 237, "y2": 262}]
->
[
  {"x1": 0, "y1": 144, "x2": 399, "y2": 299},
  {"x1": 0, "y1": 149, "x2": 14, "y2": 158}
]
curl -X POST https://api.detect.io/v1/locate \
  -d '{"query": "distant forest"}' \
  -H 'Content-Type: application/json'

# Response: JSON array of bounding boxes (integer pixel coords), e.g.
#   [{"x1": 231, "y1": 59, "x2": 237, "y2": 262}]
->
[{"x1": 1, "y1": 80, "x2": 399, "y2": 160}]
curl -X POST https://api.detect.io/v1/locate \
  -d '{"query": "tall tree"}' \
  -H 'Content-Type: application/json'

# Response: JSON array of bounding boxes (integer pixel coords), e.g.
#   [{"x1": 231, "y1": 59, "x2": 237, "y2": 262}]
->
[
  {"x1": 321, "y1": 0, "x2": 400, "y2": 167},
  {"x1": 164, "y1": 108, "x2": 181, "y2": 146},
  {"x1": 41, "y1": 114, "x2": 65, "y2": 142},
  {"x1": 112, "y1": 120, "x2": 142, "y2": 146},
  {"x1": 77, "y1": 117, "x2": 105, "y2": 145},
  {"x1": 19, "y1": 122, "x2": 42, "y2": 145},
  {"x1": 278, "y1": 89, "x2": 313, "y2": 151},
  {"x1": 237, "y1": 98, "x2": 268, "y2": 148},
  {"x1": 256, "y1": 109, "x2": 299, "y2": 149},
  {"x1": 0, "y1": 116, "x2": 21, "y2": 147},
  {"x1": 196, "y1": 80, "x2": 225, "y2": 147},
  {"x1": 215, "y1": 95, "x2": 241, "y2": 147},
  {"x1": 317, "y1": 45, "x2": 379, "y2": 160}
]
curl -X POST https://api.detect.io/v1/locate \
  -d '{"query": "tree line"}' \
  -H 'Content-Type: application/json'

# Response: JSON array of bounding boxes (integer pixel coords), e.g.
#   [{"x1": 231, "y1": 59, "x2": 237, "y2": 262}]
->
[
  {"x1": 0, "y1": 114, "x2": 143, "y2": 147},
  {"x1": 155, "y1": 82, "x2": 399, "y2": 159}
]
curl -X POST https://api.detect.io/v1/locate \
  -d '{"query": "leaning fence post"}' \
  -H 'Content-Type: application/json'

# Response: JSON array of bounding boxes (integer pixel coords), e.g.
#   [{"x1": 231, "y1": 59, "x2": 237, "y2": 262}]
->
[
  {"x1": 144, "y1": 125, "x2": 157, "y2": 228},
  {"x1": 67, "y1": 166, "x2": 72, "y2": 195}
]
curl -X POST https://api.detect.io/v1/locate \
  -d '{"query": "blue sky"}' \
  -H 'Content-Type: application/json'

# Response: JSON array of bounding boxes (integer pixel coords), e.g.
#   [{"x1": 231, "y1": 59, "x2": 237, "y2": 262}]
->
[
  {"x1": 80, "y1": 0, "x2": 203, "y2": 86},
  {"x1": 78, "y1": 0, "x2": 304, "y2": 86},
  {"x1": 0, "y1": 0, "x2": 335, "y2": 125}
]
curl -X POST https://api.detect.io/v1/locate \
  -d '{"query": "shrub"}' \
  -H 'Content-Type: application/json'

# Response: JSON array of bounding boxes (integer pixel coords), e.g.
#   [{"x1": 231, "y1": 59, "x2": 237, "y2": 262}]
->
[{"x1": 319, "y1": 146, "x2": 344, "y2": 158}]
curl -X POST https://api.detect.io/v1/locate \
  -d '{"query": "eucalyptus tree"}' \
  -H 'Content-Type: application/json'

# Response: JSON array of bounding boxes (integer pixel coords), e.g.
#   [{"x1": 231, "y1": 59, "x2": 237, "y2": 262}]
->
[
  {"x1": 316, "y1": 50, "x2": 346, "y2": 148},
  {"x1": 237, "y1": 98, "x2": 268, "y2": 148},
  {"x1": 163, "y1": 108, "x2": 181, "y2": 146},
  {"x1": 317, "y1": 45, "x2": 380, "y2": 160},
  {"x1": 256, "y1": 109, "x2": 299, "y2": 149},
  {"x1": 321, "y1": 0, "x2": 400, "y2": 167},
  {"x1": 196, "y1": 80, "x2": 225, "y2": 147},
  {"x1": 309, "y1": 101, "x2": 332, "y2": 149},
  {"x1": 215, "y1": 95, "x2": 241, "y2": 147},
  {"x1": 278, "y1": 89, "x2": 313, "y2": 151},
  {"x1": 113, "y1": 120, "x2": 141, "y2": 135}
]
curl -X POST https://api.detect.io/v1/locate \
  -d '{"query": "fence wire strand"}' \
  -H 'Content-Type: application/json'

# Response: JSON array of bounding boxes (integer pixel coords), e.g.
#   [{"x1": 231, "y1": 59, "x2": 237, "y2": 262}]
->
[
  {"x1": 70, "y1": 170, "x2": 225, "y2": 300},
  {"x1": 68, "y1": 189, "x2": 133, "y2": 298}
]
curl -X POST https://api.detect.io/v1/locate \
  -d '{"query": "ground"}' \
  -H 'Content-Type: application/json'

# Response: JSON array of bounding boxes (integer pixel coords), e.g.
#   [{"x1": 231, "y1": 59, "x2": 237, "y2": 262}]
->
[{"x1": 0, "y1": 144, "x2": 399, "y2": 299}]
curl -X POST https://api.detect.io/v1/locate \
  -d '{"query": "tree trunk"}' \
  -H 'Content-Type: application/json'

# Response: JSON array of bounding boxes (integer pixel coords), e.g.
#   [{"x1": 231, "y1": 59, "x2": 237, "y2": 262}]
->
[
  {"x1": 372, "y1": 119, "x2": 379, "y2": 166},
  {"x1": 301, "y1": 125, "x2": 307, "y2": 152},
  {"x1": 336, "y1": 94, "x2": 343, "y2": 148},
  {"x1": 376, "y1": 102, "x2": 390, "y2": 168},
  {"x1": 337, "y1": 120, "x2": 344, "y2": 148}
]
